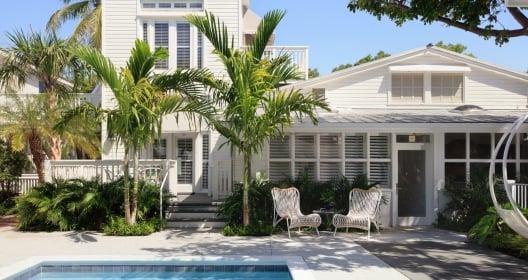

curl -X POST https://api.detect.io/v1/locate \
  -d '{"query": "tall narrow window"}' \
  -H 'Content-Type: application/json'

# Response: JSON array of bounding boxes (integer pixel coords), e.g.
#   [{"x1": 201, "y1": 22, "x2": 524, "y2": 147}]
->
[
  {"x1": 154, "y1": 22, "x2": 169, "y2": 69},
  {"x1": 391, "y1": 73, "x2": 424, "y2": 103},
  {"x1": 197, "y1": 32, "x2": 203, "y2": 68},
  {"x1": 202, "y1": 134, "x2": 209, "y2": 190},
  {"x1": 432, "y1": 74, "x2": 463, "y2": 103},
  {"x1": 142, "y1": 23, "x2": 148, "y2": 43},
  {"x1": 177, "y1": 138, "x2": 193, "y2": 184},
  {"x1": 176, "y1": 23, "x2": 191, "y2": 68},
  {"x1": 153, "y1": 139, "x2": 167, "y2": 159}
]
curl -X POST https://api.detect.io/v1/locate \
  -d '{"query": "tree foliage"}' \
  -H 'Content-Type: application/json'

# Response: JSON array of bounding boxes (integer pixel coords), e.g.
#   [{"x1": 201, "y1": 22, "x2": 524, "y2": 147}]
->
[
  {"x1": 187, "y1": 10, "x2": 330, "y2": 226},
  {"x1": 348, "y1": 0, "x2": 528, "y2": 45}
]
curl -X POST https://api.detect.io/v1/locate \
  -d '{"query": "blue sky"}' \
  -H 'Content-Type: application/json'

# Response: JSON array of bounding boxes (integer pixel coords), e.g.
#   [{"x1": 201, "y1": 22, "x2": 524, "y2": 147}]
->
[{"x1": 2, "y1": 0, "x2": 527, "y2": 75}]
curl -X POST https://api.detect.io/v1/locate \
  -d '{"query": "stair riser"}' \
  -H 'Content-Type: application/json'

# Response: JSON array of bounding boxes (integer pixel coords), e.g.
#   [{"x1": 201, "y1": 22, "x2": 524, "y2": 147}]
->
[
  {"x1": 165, "y1": 221, "x2": 225, "y2": 229},
  {"x1": 166, "y1": 212, "x2": 218, "y2": 220}
]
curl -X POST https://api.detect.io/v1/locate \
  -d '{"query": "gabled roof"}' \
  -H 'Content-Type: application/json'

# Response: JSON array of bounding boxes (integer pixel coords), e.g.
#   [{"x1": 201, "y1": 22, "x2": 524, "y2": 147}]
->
[{"x1": 288, "y1": 45, "x2": 528, "y2": 89}]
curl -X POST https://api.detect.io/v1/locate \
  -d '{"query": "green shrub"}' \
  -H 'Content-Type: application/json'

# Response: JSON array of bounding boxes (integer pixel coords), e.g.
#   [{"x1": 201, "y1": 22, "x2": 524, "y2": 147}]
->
[
  {"x1": 218, "y1": 176, "x2": 275, "y2": 227},
  {"x1": 221, "y1": 222, "x2": 279, "y2": 236},
  {"x1": 0, "y1": 190, "x2": 18, "y2": 215},
  {"x1": 0, "y1": 139, "x2": 30, "y2": 193},
  {"x1": 437, "y1": 174, "x2": 505, "y2": 232},
  {"x1": 102, "y1": 216, "x2": 162, "y2": 236},
  {"x1": 14, "y1": 177, "x2": 164, "y2": 232},
  {"x1": 468, "y1": 205, "x2": 528, "y2": 260}
]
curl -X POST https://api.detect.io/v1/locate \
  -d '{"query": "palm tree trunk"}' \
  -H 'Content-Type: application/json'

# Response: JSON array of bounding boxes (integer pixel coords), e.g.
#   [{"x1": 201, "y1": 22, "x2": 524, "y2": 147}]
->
[
  {"x1": 28, "y1": 133, "x2": 46, "y2": 183},
  {"x1": 123, "y1": 148, "x2": 132, "y2": 224},
  {"x1": 242, "y1": 152, "x2": 251, "y2": 226},
  {"x1": 48, "y1": 135, "x2": 62, "y2": 160},
  {"x1": 130, "y1": 150, "x2": 139, "y2": 224}
]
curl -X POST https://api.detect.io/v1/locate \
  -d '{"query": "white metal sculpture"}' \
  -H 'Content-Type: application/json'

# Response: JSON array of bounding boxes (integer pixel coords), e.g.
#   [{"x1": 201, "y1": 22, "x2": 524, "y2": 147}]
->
[
  {"x1": 271, "y1": 187, "x2": 321, "y2": 238},
  {"x1": 332, "y1": 187, "x2": 382, "y2": 240},
  {"x1": 489, "y1": 112, "x2": 528, "y2": 239}
]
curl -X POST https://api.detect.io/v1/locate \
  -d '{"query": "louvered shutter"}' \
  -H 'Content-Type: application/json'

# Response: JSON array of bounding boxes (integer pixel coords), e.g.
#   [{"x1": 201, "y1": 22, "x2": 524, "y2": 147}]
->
[
  {"x1": 370, "y1": 162, "x2": 389, "y2": 188},
  {"x1": 202, "y1": 134, "x2": 209, "y2": 189},
  {"x1": 154, "y1": 22, "x2": 169, "y2": 69},
  {"x1": 295, "y1": 135, "x2": 314, "y2": 158},
  {"x1": 345, "y1": 162, "x2": 365, "y2": 179},
  {"x1": 345, "y1": 135, "x2": 364, "y2": 158},
  {"x1": 370, "y1": 135, "x2": 390, "y2": 158}
]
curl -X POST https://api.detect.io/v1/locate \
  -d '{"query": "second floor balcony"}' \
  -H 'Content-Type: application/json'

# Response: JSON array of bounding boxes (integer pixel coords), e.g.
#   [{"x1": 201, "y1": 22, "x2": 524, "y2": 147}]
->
[{"x1": 262, "y1": 46, "x2": 309, "y2": 80}]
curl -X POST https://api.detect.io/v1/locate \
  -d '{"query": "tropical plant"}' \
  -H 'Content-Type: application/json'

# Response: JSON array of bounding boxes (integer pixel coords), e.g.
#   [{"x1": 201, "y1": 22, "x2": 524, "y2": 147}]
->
[
  {"x1": 61, "y1": 39, "x2": 216, "y2": 225},
  {"x1": 0, "y1": 30, "x2": 80, "y2": 160},
  {"x1": 47, "y1": 0, "x2": 102, "y2": 48},
  {"x1": 14, "y1": 177, "x2": 165, "y2": 232},
  {"x1": 0, "y1": 139, "x2": 30, "y2": 191},
  {"x1": 187, "y1": 10, "x2": 330, "y2": 226}
]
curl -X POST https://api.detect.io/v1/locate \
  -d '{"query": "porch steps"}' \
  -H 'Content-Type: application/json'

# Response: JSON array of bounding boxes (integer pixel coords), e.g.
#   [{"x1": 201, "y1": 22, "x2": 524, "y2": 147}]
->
[{"x1": 164, "y1": 193, "x2": 225, "y2": 229}]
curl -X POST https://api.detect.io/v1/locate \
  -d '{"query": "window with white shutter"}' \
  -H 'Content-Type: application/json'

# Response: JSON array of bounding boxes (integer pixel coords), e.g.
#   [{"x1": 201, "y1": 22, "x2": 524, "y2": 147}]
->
[
  {"x1": 295, "y1": 135, "x2": 315, "y2": 159},
  {"x1": 154, "y1": 22, "x2": 169, "y2": 69},
  {"x1": 176, "y1": 23, "x2": 190, "y2": 69},
  {"x1": 370, "y1": 135, "x2": 390, "y2": 159},
  {"x1": 391, "y1": 73, "x2": 424, "y2": 103},
  {"x1": 431, "y1": 74, "x2": 463, "y2": 103},
  {"x1": 345, "y1": 135, "x2": 364, "y2": 158},
  {"x1": 202, "y1": 134, "x2": 209, "y2": 189},
  {"x1": 177, "y1": 138, "x2": 193, "y2": 184},
  {"x1": 369, "y1": 162, "x2": 390, "y2": 188}
]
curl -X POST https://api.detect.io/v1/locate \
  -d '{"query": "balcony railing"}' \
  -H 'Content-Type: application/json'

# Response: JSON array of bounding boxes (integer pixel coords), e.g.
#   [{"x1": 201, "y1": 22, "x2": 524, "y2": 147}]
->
[
  {"x1": 261, "y1": 46, "x2": 309, "y2": 80},
  {"x1": 0, "y1": 93, "x2": 100, "y2": 107}
]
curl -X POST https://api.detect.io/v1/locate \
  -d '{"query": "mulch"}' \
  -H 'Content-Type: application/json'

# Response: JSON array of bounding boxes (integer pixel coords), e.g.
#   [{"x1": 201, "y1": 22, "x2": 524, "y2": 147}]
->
[{"x1": 0, "y1": 215, "x2": 17, "y2": 227}]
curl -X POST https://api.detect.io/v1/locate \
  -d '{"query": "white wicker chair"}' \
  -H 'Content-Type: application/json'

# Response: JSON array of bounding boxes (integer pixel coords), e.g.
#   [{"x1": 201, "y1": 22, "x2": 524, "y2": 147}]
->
[
  {"x1": 271, "y1": 187, "x2": 321, "y2": 238},
  {"x1": 332, "y1": 187, "x2": 382, "y2": 240}
]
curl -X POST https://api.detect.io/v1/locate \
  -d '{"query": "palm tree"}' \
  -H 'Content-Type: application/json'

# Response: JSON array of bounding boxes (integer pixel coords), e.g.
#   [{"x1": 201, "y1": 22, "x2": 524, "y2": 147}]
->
[
  {"x1": 186, "y1": 10, "x2": 330, "y2": 226},
  {"x1": 0, "y1": 30, "x2": 78, "y2": 160},
  {"x1": 63, "y1": 39, "x2": 216, "y2": 225},
  {"x1": 47, "y1": 0, "x2": 102, "y2": 48},
  {"x1": 0, "y1": 94, "x2": 101, "y2": 183}
]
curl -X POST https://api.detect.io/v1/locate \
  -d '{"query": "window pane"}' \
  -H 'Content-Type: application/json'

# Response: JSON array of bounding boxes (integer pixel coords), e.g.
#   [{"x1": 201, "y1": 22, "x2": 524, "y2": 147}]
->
[
  {"x1": 370, "y1": 162, "x2": 389, "y2": 188},
  {"x1": 370, "y1": 135, "x2": 389, "y2": 159},
  {"x1": 431, "y1": 74, "x2": 463, "y2": 103},
  {"x1": 494, "y1": 163, "x2": 516, "y2": 182},
  {"x1": 445, "y1": 133, "x2": 466, "y2": 159},
  {"x1": 494, "y1": 134, "x2": 515, "y2": 159},
  {"x1": 176, "y1": 23, "x2": 190, "y2": 68},
  {"x1": 269, "y1": 136, "x2": 289, "y2": 159},
  {"x1": 153, "y1": 139, "x2": 167, "y2": 159},
  {"x1": 445, "y1": 162, "x2": 466, "y2": 186},
  {"x1": 295, "y1": 162, "x2": 315, "y2": 180},
  {"x1": 269, "y1": 162, "x2": 291, "y2": 182},
  {"x1": 320, "y1": 162, "x2": 341, "y2": 181},
  {"x1": 320, "y1": 134, "x2": 340, "y2": 158},
  {"x1": 470, "y1": 162, "x2": 490, "y2": 180},
  {"x1": 154, "y1": 22, "x2": 169, "y2": 69},
  {"x1": 391, "y1": 73, "x2": 423, "y2": 103},
  {"x1": 345, "y1": 162, "x2": 365, "y2": 179},
  {"x1": 520, "y1": 134, "x2": 528, "y2": 159},
  {"x1": 470, "y1": 133, "x2": 491, "y2": 159},
  {"x1": 295, "y1": 135, "x2": 315, "y2": 158},
  {"x1": 345, "y1": 135, "x2": 364, "y2": 158}
]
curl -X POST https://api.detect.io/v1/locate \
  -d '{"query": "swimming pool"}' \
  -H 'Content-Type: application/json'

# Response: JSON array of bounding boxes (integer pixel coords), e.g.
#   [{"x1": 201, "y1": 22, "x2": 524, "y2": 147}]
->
[{"x1": 0, "y1": 256, "x2": 314, "y2": 280}]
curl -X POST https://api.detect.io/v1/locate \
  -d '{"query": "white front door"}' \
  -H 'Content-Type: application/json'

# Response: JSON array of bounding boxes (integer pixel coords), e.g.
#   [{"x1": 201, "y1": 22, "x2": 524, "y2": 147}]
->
[{"x1": 396, "y1": 142, "x2": 434, "y2": 226}]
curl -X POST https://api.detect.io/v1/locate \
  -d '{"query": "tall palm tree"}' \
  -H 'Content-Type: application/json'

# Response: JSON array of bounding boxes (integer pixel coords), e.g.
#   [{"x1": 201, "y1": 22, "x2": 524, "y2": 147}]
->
[
  {"x1": 62, "y1": 39, "x2": 216, "y2": 225},
  {"x1": 47, "y1": 0, "x2": 102, "y2": 48},
  {"x1": 0, "y1": 30, "x2": 78, "y2": 160},
  {"x1": 187, "y1": 10, "x2": 330, "y2": 226}
]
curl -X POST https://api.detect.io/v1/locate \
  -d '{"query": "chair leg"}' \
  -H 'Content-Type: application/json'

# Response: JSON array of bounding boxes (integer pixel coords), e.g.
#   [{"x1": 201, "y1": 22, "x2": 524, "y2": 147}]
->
[
  {"x1": 315, "y1": 227, "x2": 320, "y2": 237},
  {"x1": 286, "y1": 219, "x2": 291, "y2": 239},
  {"x1": 333, "y1": 227, "x2": 338, "y2": 237}
]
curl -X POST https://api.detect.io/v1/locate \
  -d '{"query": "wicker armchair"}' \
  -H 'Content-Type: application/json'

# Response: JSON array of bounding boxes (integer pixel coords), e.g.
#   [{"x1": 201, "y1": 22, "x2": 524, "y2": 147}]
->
[
  {"x1": 271, "y1": 187, "x2": 321, "y2": 238},
  {"x1": 332, "y1": 187, "x2": 382, "y2": 240}
]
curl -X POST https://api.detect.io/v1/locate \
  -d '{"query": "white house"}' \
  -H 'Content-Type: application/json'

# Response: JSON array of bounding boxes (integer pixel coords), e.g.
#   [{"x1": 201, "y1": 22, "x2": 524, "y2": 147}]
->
[
  {"x1": 99, "y1": 0, "x2": 528, "y2": 227},
  {"x1": 267, "y1": 45, "x2": 528, "y2": 227}
]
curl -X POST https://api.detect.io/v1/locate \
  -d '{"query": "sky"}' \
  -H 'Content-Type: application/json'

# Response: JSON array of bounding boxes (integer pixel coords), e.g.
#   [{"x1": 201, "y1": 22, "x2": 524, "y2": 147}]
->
[{"x1": 1, "y1": 0, "x2": 527, "y2": 75}]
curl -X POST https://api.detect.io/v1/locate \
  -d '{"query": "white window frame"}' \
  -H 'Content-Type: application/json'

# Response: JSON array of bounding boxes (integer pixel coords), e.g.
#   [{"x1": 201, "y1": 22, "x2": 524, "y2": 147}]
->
[
  {"x1": 388, "y1": 65, "x2": 470, "y2": 105},
  {"x1": 141, "y1": 19, "x2": 203, "y2": 71}
]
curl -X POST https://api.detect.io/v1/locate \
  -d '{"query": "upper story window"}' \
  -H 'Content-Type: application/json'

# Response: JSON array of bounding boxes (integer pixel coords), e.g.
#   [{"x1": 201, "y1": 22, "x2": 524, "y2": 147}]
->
[
  {"x1": 431, "y1": 74, "x2": 463, "y2": 103},
  {"x1": 391, "y1": 73, "x2": 424, "y2": 103},
  {"x1": 141, "y1": 0, "x2": 203, "y2": 10},
  {"x1": 389, "y1": 65, "x2": 469, "y2": 105},
  {"x1": 142, "y1": 20, "x2": 203, "y2": 70}
]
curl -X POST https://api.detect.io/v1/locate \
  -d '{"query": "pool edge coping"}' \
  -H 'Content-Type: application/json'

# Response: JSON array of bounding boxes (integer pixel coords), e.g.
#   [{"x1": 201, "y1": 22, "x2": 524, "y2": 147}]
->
[{"x1": 0, "y1": 255, "x2": 315, "y2": 280}]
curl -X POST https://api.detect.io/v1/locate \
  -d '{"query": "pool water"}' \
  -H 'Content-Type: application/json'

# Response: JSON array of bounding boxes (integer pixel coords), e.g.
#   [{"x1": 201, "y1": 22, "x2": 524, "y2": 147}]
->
[
  {"x1": 7, "y1": 262, "x2": 293, "y2": 280},
  {"x1": 31, "y1": 271, "x2": 291, "y2": 279}
]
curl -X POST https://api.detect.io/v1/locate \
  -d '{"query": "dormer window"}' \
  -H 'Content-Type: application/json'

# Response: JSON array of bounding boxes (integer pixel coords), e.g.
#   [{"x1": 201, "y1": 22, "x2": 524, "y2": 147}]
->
[{"x1": 389, "y1": 65, "x2": 469, "y2": 105}]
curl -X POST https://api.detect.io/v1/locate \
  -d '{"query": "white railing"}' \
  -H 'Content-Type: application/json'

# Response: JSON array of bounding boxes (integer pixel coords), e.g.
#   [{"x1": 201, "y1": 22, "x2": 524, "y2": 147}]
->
[
  {"x1": 513, "y1": 183, "x2": 528, "y2": 209},
  {"x1": 0, "y1": 92, "x2": 100, "y2": 107},
  {"x1": 11, "y1": 174, "x2": 40, "y2": 194},
  {"x1": 46, "y1": 159, "x2": 170, "y2": 184},
  {"x1": 261, "y1": 46, "x2": 309, "y2": 80}
]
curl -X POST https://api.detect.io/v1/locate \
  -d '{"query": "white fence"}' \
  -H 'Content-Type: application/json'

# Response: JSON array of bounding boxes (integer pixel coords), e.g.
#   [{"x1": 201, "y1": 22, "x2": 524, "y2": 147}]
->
[{"x1": 513, "y1": 183, "x2": 528, "y2": 209}]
